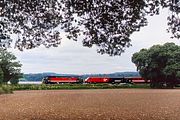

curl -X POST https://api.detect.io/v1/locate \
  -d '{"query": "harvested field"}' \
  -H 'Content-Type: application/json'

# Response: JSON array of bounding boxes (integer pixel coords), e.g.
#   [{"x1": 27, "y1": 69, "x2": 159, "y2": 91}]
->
[{"x1": 0, "y1": 89, "x2": 180, "y2": 120}]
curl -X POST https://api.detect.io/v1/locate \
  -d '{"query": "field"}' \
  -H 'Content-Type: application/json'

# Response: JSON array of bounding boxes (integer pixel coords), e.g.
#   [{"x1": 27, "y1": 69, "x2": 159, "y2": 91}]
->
[{"x1": 0, "y1": 89, "x2": 180, "y2": 120}]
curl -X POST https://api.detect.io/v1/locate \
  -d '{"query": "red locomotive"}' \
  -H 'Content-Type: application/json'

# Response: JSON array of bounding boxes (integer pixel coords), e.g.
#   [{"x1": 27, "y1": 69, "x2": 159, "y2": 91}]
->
[
  {"x1": 42, "y1": 76, "x2": 80, "y2": 84},
  {"x1": 84, "y1": 77, "x2": 111, "y2": 83}
]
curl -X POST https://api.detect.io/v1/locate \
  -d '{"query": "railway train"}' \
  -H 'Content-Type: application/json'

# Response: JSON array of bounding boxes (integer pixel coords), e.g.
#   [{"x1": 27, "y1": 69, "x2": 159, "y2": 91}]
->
[
  {"x1": 42, "y1": 76, "x2": 80, "y2": 84},
  {"x1": 42, "y1": 76, "x2": 150, "y2": 84}
]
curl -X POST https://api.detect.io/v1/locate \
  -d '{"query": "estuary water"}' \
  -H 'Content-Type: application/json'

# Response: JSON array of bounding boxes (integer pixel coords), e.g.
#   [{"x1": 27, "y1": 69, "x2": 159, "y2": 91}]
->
[{"x1": 18, "y1": 81, "x2": 42, "y2": 84}]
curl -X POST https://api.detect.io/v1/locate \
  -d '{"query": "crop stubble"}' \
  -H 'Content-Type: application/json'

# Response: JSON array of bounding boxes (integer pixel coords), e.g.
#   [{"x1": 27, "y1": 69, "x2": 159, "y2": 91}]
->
[{"x1": 0, "y1": 89, "x2": 180, "y2": 120}]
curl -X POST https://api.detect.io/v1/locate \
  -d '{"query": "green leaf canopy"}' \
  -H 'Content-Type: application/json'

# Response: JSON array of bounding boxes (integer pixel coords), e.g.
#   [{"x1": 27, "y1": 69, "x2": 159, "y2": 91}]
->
[
  {"x1": 0, "y1": 49, "x2": 22, "y2": 84},
  {"x1": 132, "y1": 43, "x2": 180, "y2": 88}
]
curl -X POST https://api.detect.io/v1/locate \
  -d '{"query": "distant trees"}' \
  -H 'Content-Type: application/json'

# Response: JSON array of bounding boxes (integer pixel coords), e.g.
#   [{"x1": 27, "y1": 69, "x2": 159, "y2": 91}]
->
[
  {"x1": 0, "y1": 0, "x2": 180, "y2": 56},
  {"x1": 0, "y1": 49, "x2": 22, "y2": 84},
  {"x1": 132, "y1": 43, "x2": 180, "y2": 88}
]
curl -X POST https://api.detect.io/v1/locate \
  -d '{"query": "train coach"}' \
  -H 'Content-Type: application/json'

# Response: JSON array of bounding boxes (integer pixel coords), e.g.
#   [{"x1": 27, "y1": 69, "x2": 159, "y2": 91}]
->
[
  {"x1": 127, "y1": 77, "x2": 150, "y2": 84},
  {"x1": 42, "y1": 76, "x2": 80, "y2": 84}
]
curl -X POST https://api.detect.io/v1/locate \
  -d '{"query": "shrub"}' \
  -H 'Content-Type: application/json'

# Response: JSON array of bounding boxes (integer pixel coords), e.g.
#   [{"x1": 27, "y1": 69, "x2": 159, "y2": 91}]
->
[{"x1": 0, "y1": 85, "x2": 13, "y2": 94}]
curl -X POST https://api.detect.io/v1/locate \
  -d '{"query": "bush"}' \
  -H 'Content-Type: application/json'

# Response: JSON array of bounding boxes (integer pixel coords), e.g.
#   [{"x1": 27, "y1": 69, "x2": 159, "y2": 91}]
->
[{"x1": 0, "y1": 85, "x2": 13, "y2": 94}]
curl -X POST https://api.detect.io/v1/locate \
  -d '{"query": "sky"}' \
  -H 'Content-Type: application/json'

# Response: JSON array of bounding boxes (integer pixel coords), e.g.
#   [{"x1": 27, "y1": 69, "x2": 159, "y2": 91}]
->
[{"x1": 9, "y1": 9, "x2": 180, "y2": 74}]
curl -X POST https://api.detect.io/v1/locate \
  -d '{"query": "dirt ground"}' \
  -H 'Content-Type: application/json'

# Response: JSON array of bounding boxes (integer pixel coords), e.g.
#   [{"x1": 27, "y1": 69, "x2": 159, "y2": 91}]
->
[{"x1": 0, "y1": 89, "x2": 180, "y2": 120}]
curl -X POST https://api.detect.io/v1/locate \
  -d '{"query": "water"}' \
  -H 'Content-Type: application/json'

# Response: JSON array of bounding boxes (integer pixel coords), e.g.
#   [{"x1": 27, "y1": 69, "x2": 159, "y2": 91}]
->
[{"x1": 18, "y1": 81, "x2": 42, "y2": 84}]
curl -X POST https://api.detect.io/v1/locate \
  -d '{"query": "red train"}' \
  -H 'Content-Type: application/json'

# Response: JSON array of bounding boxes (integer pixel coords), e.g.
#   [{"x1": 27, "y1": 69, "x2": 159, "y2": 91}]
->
[
  {"x1": 42, "y1": 76, "x2": 149, "y2": 84},
  {"x1": 84, "y1": 77, "x2": 111, "y2": 83},
  {"x1": 42, "y1": 76, "x2": 80, "y2": 84}
]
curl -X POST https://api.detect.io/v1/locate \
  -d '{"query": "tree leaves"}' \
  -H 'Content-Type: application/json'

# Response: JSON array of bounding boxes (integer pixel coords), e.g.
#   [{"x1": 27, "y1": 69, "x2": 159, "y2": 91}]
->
[
  {"x1": 132, "y1": 43, "x2": 180, "y2": 87},
  {"x1": 0, "y1": 48, "x2": 22, "y2": 83},
  {"x1": 0, "y1": 0, "x2": 179, "y2": 55}
]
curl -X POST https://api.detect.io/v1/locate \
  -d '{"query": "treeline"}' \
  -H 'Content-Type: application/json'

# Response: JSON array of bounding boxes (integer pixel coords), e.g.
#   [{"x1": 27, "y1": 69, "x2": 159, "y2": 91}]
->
[{"x1": 23, "y1": 72, "x2": 140, "y2": 81}]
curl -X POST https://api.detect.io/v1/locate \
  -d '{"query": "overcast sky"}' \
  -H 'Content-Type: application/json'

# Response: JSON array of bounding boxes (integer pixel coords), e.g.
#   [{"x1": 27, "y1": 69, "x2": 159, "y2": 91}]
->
[{"x1": 10, "y1": 9, "x2": 180, "y2": 74}]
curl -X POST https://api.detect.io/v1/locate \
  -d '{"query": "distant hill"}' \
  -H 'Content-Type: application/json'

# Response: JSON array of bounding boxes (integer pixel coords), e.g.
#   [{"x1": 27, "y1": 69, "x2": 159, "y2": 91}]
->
[{"x1": 22, "y1": 72, "x2": 140, "y2": 81}]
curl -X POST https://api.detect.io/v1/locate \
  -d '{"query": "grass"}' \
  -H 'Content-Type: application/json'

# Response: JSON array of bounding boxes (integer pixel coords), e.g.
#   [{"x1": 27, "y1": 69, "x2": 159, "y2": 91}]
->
[
  {"x1": 1, "y1": 83, "x2": 180, "y2": 93},
  {"x1": 9, "y1": 83, "x2": 150, "y2": 91}
]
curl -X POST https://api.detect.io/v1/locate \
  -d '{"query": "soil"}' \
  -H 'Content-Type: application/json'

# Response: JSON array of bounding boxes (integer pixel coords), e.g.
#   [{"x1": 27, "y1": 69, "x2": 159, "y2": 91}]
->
[{"x1": 0, "y1": 89, "x2": 180, "y2": 120}]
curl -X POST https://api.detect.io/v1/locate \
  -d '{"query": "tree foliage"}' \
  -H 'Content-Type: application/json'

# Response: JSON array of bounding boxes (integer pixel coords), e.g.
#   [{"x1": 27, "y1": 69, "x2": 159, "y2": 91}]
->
[
  {"x1": 0, "y1": 0, "x2": 180, "y2": 55},
  {"x1": 132, "y1": 43, "x2": 180, "y2": 88},
  {"x1": 0, "y1": 49, "x2": 22, "y2": 84}
]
